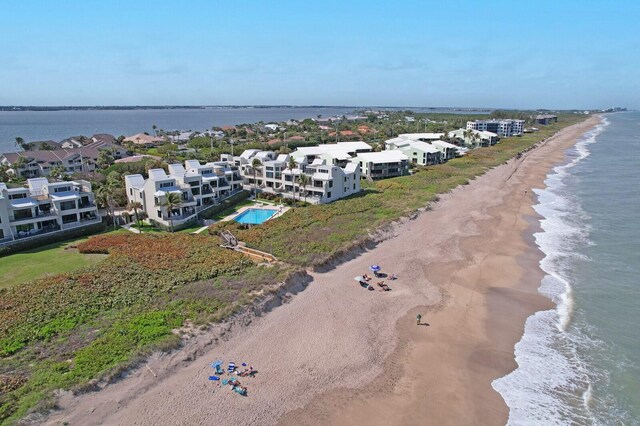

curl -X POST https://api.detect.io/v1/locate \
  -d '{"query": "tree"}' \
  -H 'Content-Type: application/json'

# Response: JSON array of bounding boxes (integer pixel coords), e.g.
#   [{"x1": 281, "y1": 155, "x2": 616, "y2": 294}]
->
[
  {"x1": 49, "y1": 165, "x2": 66, "y2": 180},
  {"x1": 145, "y1": 158, "x2": 165, "y2": 173},
  {"x1": 97, "y1": 149, "x2": 114, "y2": 169},
  {"x1": 12, "y1": 156, "x2": 29, "y2": 178},
  {"x1": 251, "y1": 158, "x2": 262, "y2": 199},
  {"x1": 287, "y1": 156, "x2": 297, "y2": 204},
  {"x1": 96, "y1": 185, "x2": 117, "y2": 230},
  {"x1": 298, "y1": 173, "x2": 310, "y2": 204},
  {"x1": 161, "y1": 191, "x2": 182, "y2": 232},
  {"x1": 152, "y1": 124, "x2": 158, "y2": 136},
  {"x1": 0, "y1": 164, "x2": 11, "y2": 182},
  {"x1": 15, "y1": 137, "x2": 27, "y2": 151},
  {"x1": 127, "y1": 201, "x2": 144, "y2": 232}
]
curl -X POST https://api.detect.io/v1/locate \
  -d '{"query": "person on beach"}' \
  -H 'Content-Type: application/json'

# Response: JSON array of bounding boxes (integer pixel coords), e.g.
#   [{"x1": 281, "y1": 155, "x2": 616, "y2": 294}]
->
[{"x1": 416, "y1": 314, "x2": 422, "y2": 325}]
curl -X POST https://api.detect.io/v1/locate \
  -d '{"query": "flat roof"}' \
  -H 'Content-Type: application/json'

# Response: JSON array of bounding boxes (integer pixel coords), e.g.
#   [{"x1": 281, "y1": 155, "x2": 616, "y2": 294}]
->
[{"x1": 356, "y1": 151, "x2": 409, "y2": 163}]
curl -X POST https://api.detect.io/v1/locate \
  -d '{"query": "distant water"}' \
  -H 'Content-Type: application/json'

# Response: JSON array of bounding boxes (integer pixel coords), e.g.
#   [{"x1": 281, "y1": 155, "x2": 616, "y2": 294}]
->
[
  {"x1": 493, "y1": 113, "x2": 640, "y2": 425},
  {"x1": 0, "y1": 107, "x2": 355, "y2": 152},
  {"x1": 0, "y1": 106, "x2": 489, "y2": 153}
]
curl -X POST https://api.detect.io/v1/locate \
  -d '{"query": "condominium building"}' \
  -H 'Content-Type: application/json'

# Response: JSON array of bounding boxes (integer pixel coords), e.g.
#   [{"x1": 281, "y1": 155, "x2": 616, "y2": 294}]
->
[
  {"x1": 393, "y1": 134, "x2": 460, "y2": 161},
  {"x1": 124, "y1": 161, "x2": 243, "y2": 229},
  {"x1": 354, "y1": 151, "x2": 409, "y2": 180},
  {"x1": 223, "y1": 147, "x2": 362, "y2": 204},
  {"x1": 0, "y1": 142, "x2": 129, "y2": 178},
  {"x1": 466, "y1": 119, "x2": 525, "y2": 137},
  {"x1": 384, "y1": 138, "x2": 443, "y2": 165},
  {"x1": 0, "y1": 178, "x2": 100, "y2": 245},
  {"x1": 448, "y1": 128, "x2": 500, "y2": 147},
  {"x1": 535, "y1": 114, "x2": 558, "y2": 125}
]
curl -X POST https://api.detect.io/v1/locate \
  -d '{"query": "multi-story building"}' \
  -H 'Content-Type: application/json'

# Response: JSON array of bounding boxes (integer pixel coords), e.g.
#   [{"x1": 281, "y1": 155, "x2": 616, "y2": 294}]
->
[
  {"x1": 1, "y1": 142, "x2": 129, "y2": 179},
  {"x1": 124, "y1": 161, "x2": 244, "y2": 229},
  {"x1": 384, "y1": 138, "x2": 443, "y2": 165},
  {"x1": 466, "y1": 119, "x2": 525, "y2": 137},
  {"x1": 448, "y1": 129, "x2": 500, "y2": 147},
  {"x1": 354, "y1": 151, "x2": 409, "y2": 180},
  {"x1": 0, "y1": 178, "x2": 100, "y2": 245},
  {"x1": 223, "y1": 147, "x2": 362, "y2": 204},
  {"x1": 393, "y1": 134, "x2": 460, "y2": 161},
  {"x1": 535, "y1": 114, "x2": 558, "y2": 125}
]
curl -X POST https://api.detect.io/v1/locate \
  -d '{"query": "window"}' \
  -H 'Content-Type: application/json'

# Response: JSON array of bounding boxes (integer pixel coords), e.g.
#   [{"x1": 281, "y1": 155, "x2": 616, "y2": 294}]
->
[
  {"x1": 130, "y1": 188, "x2": 133, "y2": 195},
  {"x1": 60, "y1": 200, "x2": 76, "y2": 211},
  {"x1": 328, "y1": 181, "x2": 333, "y2": 188},
  {"x1": 160, "y1": 182, "x2": 173, "y2": 188},
  {"x1": 157, "y1": 210, "x2": 162, "y2": 217},
  {"x1": 8, "y1": 193, "x2": 27, "y2": 200},
  {"x1": 327, "y1": 192, "x2": 332, "y2": 198},
  {"x1": 54, "y1": 186, "x2": 71, "y2": 193},
  {"x1": 61, "y1": 214, "x2": 77, "y2": 224}
]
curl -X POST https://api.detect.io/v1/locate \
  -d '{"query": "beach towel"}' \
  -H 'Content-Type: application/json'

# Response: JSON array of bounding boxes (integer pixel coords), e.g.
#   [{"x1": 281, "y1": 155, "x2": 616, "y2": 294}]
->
[
  {"x1": 208, "y1": 376, "x2": 220, "y2": 381},
  {"x1": 228, "y1": 362, "x2": 236, "y2": 373},
  {"x1": 222, "y1": 379, "x2": 229, "y2": 385}
]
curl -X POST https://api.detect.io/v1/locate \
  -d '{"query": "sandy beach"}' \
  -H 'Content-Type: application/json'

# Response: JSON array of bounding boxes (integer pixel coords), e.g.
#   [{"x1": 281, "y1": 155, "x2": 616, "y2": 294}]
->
[{"x1": 42, "y1": 116, "x2": 601, "y2": 426}]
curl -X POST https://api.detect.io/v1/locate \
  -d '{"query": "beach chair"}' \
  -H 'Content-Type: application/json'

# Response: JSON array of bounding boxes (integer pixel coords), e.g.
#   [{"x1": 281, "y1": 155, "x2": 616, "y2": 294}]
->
[{"x1": 228, "y1": 362, "x2": 236, "y2": 373}]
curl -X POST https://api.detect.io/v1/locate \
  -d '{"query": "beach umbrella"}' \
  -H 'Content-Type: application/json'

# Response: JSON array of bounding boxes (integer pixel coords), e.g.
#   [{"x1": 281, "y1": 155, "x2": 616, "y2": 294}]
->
[
  {"x1": 370, "y1": 265, "x2": 381, "y2": 272},
  {"x1": 354, "y1": 276, "x2": 364, "y2": 282},
  {"x1": 211, "y1": 360, "x2": 223, "y2": 369}
]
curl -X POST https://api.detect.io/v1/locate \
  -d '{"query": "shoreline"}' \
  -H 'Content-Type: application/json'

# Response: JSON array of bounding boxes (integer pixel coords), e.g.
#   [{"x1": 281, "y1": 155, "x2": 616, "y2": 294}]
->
[{"x1": 42, "y1": 117, "x2": 601, "y2": 426}]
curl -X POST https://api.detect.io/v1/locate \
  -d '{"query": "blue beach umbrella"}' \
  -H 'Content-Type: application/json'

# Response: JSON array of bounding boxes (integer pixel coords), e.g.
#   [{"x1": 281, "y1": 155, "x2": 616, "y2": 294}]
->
[{"x1": 370, "y1": 265, "x2": 381, "y2": 271}]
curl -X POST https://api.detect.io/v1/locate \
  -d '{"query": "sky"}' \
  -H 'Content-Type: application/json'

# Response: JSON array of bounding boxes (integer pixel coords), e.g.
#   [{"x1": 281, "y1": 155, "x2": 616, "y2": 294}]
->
[{"x1": 0, "y1": 0, "x2": 638, "y2": 109}]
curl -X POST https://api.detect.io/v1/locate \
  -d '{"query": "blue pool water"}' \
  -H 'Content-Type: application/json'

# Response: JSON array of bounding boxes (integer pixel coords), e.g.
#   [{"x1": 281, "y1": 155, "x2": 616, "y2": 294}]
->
[{"x1": 234, "y1": 208, "x2": 278, "y2": 225}]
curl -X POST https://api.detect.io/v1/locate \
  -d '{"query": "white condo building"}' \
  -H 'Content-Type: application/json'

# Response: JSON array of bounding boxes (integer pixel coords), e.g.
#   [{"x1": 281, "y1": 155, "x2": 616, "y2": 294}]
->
[
  {"x1": 0, "y1": 178, "x2": 101, "y2": 245},
  {"x1": 124, "y1": 161, "x2": 244, "y2": 229},
  {"x1": 466, "y1": 119, "x2": 524, "y2": 137},
  {"x1": 384, "y1": 137, "x2": 444, "y2": 165},
  {"x1": 223, "y1": 143, "x2": 363, "y2": 204}
]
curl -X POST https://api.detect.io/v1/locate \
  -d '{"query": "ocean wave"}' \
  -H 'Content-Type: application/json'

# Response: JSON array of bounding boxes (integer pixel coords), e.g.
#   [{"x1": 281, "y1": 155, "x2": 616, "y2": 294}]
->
[{"x1": 491, "y1": 119, "x2": 615, "y2": 425}]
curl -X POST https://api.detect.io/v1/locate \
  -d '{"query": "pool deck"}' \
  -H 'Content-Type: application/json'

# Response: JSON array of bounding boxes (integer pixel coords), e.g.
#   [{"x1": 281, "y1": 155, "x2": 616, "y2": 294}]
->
[{"x1": 221, "y1": 202, "x2": 289, "y2": 224}]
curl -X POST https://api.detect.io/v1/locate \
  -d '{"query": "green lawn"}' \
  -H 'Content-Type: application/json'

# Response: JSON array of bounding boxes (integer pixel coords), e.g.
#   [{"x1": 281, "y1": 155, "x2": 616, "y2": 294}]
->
[
  {"x1": 208, "y1": 199, "x2": 255, "y2": 221},
  {"x1": 0, "y1": 238, "x2": 106, "y2": 289}
]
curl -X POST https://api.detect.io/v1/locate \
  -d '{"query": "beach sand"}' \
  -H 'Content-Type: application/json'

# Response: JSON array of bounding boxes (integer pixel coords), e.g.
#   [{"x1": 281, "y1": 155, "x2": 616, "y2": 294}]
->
[{"x1": 43, "y1": 116, "x2": 600, "y2": 426}]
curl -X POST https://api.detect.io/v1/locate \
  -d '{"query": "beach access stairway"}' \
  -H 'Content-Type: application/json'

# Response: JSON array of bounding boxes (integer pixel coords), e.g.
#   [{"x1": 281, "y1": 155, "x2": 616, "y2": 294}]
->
[{"x1": 220, "y1": 229, "x2": 277, "y2": 263}]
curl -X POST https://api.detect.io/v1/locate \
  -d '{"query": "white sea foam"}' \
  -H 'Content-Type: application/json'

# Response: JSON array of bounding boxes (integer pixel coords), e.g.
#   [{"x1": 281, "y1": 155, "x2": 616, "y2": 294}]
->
[{"x1": 492, "y1": 118, "x2": 610, "y2": 425}]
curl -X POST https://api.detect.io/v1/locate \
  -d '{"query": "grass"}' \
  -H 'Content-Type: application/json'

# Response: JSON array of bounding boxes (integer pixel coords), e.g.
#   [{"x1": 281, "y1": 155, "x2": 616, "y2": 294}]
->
[
  {"x1": 0, "y1": 238, "x2": 106, "y2": 290},
  {"x1": 208, "y1": 199, "x2": 255, "y2": 221}
]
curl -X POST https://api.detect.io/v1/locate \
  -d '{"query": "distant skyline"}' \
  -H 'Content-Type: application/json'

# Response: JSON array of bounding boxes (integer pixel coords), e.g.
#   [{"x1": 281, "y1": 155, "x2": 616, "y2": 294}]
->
[{"x1": 1, "y1": 0, "x2": 639, "y2": 109}]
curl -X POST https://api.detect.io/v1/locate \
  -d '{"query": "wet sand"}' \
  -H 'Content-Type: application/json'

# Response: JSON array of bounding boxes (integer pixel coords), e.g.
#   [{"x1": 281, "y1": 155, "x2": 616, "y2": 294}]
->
[{"x1": 44, "y1": 116, "x2": 600, "y2": 426}]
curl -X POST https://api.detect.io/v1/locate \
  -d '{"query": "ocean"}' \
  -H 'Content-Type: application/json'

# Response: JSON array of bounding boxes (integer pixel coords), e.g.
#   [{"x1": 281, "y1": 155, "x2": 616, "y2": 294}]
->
[{"x1": 493, "y1": 112, "x2": 640, "y2": 425}]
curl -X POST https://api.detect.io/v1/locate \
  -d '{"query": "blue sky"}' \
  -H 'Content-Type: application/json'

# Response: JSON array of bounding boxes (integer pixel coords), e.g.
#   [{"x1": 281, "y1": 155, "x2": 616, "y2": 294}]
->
[{"x1": 1, "y1": 0, "x2": 638, "y2": 109}]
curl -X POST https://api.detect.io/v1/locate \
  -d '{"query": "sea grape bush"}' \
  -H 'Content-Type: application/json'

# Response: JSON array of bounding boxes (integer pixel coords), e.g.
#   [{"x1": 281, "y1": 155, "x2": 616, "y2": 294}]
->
[{"x1": 0, "y1": 234, "x2": 251, "y2": 357}]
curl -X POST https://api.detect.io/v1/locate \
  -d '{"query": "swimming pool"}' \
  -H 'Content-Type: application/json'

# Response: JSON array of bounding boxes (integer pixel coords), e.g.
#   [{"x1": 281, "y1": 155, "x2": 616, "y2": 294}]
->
[{"x1": 234, "y1": 208, "x2": 278, "y2": 225}]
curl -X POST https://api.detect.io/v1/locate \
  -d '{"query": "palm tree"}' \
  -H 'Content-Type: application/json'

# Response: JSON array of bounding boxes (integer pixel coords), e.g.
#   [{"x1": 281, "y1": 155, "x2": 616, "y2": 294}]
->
[
  {"x1": 298, "y1": 173, "x2": 310, "y2": 204},
  {"x1": 251, "y1": 158, "x2": 262, "y2": 200},
  {"x1": 287, "y1": 156, "x2": 297, "y2": 205},
  {"x1": 49, "y1": 165, "x2": 66, "y2": 180},
  {"x1": 161, "y1": 191, "x2": 182, "y2": 232},
  {"x1": 127, "y1": 201, "x2": 143, "y2": 232},
  {"x1": 152, "y1": 124, "x2": 158, "y2": 136},
  {"x1": 97, "y1": 180, "x2": 119, "y2": 230},
  {"x1": 12, "y1": 156, "x2": 29, "y2": 178},
  {"x1": 15, "y1": 137, "x2": 26, "y2": 151}
]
